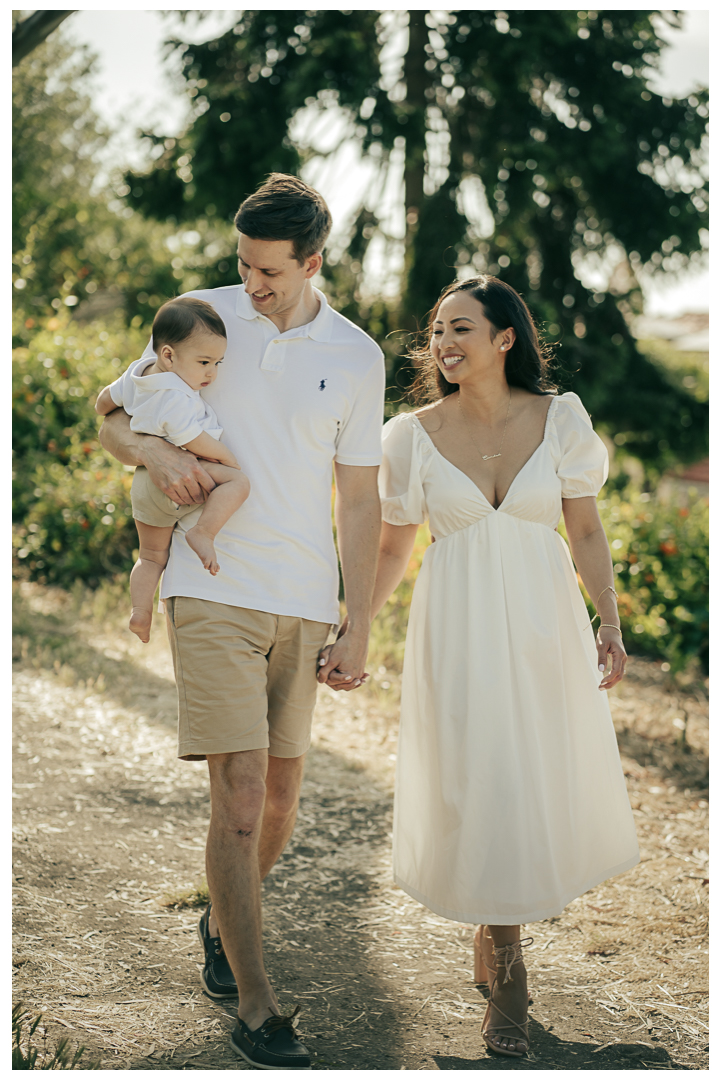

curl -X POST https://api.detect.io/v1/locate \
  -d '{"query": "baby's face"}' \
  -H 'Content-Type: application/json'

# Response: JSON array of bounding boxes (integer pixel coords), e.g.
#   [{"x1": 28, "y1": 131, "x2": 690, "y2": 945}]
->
[{"x1": 160, "y1": 330, "x2": 226, "y2": 391}]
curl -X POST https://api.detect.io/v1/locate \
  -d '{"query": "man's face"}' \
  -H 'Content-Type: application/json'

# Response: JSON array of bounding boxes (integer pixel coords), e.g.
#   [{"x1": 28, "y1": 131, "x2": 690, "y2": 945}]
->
[{"x1": 237, "y1": 235, "x2": 320, "y2": 318}]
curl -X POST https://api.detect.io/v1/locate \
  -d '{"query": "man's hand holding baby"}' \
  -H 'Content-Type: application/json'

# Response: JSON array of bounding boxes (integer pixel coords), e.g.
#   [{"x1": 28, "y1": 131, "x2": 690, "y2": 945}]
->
[{"x1": 140, "y1": 433, "x2": 217, "y2": 506}]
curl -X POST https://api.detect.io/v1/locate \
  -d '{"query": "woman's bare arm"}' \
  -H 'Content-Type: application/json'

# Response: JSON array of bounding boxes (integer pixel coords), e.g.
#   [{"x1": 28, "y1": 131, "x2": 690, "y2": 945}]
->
[
  {"x1": 371, "y1": 521, "x2": 419, "y2": 620},
  {"x1": 98, "y1": 409, "x2": 216, "y2": 505},
  {"x1": 562, "y1": 495, "x2": 626, "y2": 690}
]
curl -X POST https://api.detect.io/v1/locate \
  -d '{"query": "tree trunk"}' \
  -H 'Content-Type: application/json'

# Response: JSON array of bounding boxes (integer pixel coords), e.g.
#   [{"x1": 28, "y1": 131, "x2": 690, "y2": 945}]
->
[
  {"x1": 400, "y1": 9, "x2": 430, "y2": 333},
  {"x1": 13, "y1": 11, "x2": 76, "y2": 67}
]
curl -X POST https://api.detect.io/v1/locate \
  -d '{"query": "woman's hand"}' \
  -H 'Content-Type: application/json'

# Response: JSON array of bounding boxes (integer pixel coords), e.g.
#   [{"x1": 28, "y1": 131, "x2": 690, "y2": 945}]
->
[
  {"x1": 596, "y1": 625, "x2": 626, "y2": 691},
  {"x1": 316, "y1": 623, "x2": 369, "y2": 691}
]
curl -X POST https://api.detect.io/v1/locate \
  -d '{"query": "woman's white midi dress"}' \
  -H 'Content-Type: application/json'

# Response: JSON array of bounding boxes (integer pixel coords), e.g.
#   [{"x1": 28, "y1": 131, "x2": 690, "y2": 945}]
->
[{"x1": 379, "y1": 393, "x2": 639, "y2": 925}]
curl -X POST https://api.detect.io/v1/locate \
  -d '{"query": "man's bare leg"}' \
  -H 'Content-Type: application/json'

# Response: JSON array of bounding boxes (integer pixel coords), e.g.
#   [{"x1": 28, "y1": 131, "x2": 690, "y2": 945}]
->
[
  {"x1": 205, "y1": 749, "x2": 279, "y2": 1030},
  {"x1": 259, "y1": 754, "x2": 305, "y2": 878},
  {"x1": 208, "y1": 754, "x2": 305, "y2": 930}
]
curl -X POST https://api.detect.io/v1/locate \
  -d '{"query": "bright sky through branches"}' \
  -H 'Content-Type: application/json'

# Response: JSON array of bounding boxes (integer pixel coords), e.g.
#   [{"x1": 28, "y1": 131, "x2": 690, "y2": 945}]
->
[{"x1": 63, "y1": 9, "x2": 708, "y2": 316}]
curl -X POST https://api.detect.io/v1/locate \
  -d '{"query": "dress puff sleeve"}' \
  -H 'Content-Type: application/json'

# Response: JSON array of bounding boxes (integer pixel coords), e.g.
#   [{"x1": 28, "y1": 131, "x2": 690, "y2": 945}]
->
[
  {"x1": 551, "y1": 393, "x2": 609, "y2": 498},
  {"x1": 378, "y1": 413, "x2": 429, "y2": 525}
]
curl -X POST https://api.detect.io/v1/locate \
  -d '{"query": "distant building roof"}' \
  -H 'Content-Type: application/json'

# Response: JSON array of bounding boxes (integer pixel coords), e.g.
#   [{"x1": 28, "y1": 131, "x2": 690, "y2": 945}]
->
[{"x1": 677, "y1": 458, "x2": 709, "y2": 484}]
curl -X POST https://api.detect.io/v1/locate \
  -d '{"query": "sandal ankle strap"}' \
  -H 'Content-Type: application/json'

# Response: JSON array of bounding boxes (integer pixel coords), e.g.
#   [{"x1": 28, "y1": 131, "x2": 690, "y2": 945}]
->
[{"x1": 493, "y1": 936, "x2": 533, "y2": 985}]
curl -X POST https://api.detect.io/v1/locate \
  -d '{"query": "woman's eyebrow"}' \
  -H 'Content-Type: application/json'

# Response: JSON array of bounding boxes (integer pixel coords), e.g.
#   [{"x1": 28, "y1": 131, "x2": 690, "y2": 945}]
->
[{"x1": 449, "y1": 317, "x2": 476, "y2": 324}]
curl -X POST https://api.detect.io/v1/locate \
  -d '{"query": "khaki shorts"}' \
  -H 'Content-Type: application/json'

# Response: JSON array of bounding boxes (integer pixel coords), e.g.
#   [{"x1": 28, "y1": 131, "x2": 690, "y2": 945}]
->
[
  {"x1": 131, "y1": 467, "x2": 200, "y2": 528},
  {"x1": 165, "y1": 596, "x2": 332, "y2": 761}
]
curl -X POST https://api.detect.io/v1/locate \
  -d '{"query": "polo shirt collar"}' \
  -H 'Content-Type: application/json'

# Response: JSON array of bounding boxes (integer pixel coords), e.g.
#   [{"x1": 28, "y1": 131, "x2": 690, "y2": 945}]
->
[{"x1": 235, "y1": 284, "x2": 333, "y2": 342}]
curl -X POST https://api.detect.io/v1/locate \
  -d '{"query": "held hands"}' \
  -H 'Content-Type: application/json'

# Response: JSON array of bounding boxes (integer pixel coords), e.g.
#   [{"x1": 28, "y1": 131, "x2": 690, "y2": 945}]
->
[
  {"x1": 143, "y1": 439, "x2": 217, "y2": 505},
  {"x1": 316, "y1": 619, "x2": 370, "y2": 692},
  {"x1": 596, "y1": 625, "x2": 627, "y2": 691}
]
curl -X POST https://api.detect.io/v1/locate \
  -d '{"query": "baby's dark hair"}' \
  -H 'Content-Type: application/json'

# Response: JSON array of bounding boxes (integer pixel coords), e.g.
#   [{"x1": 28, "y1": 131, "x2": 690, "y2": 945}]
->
[{"x1": 152, "y1": 297, "x2": 227, "y2": 354}]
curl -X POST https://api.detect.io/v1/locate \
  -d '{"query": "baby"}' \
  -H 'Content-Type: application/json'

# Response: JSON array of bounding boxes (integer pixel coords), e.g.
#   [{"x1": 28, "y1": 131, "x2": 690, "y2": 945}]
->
[{"x1": 95, "y1": 296, "x2": 250, "y2": 643}]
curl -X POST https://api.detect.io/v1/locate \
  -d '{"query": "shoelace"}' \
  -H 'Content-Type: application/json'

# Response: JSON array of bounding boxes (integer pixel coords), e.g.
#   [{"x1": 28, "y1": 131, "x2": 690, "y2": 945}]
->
[
  {"x1": 493, "y1": 937, "x2": 533, "y2": 985},
  {"x1": 261, "y1": 1006, "x2": 301, "y2": 1037}
]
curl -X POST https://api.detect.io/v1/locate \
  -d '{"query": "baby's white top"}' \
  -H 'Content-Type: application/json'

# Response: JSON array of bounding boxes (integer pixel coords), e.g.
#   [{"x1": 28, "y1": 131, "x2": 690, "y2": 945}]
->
[{"x1": 107, "y1": 356, "x2": 223, "y2": 447}]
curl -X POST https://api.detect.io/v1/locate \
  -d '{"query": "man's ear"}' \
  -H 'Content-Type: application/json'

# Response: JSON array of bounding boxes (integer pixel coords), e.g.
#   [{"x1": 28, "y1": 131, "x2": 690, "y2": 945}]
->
[{"x1": 304, "y1": 252, "x2": 323, "y2": 279}]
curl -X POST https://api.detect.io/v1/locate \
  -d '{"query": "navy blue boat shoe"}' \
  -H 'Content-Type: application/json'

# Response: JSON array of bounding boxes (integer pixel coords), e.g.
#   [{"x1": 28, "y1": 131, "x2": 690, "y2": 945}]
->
[
  {"x1": 197, "y1": 903, "x2": 237, "y2": 999},
  {"x1": 230, "y1": 1007, "x2": 311, "y2": 1070}
]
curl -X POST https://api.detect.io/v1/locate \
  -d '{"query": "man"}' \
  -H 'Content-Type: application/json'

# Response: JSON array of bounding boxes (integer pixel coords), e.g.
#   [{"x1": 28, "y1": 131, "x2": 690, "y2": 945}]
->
[{"x1": 98, "y1": 174, "x2": 384, "y2": 1069}]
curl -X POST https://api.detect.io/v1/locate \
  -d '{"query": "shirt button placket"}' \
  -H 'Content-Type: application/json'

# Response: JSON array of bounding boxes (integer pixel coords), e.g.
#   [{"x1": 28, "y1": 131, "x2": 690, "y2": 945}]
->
[{"x1": 261, "y1": 338, "x2": 285, "y2": 372}]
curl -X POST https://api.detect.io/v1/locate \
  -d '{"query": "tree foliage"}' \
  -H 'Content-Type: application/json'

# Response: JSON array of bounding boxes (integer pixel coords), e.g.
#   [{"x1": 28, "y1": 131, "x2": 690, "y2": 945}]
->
[
  {"x1": 12, "y1": 32, "x2": 232, "y2": 343},
  {"x1": 125, "y1": 8, "x2": 708, "y2": 468}
]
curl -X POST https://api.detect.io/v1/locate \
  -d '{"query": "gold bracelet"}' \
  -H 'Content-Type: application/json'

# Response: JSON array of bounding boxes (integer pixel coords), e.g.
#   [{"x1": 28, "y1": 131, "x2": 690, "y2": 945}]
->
[
  {"x1": 596, "y1": 584, "x2": 618, "y2": 605},
  {"x1": 599, "y1": 623, "x2": 622, "y2": 633}
]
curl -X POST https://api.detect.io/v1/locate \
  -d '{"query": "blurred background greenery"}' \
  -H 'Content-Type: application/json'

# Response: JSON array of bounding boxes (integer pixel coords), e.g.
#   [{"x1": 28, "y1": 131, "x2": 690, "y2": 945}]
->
[{"x1": 12, "y1": 10, "x2": 708, "y2": 674}]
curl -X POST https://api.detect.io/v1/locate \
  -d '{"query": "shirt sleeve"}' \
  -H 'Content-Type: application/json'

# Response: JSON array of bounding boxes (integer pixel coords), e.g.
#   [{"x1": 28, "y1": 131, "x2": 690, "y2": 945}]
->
[
  {"x1": 334, "y1": 346, "x2": 386, "y2": 466},
  {"x1": 107, "y1": 369, "x2": 130, "y2": 408},
  {"x1": 128, "y1": 390, "x2": 207, "y2": 447},
  {"x1": 378, "y1": 414, "x2": 428, "y2": 525},
  {"x1": 552, "y1": 393, "x2": 609, "y2": 498}
]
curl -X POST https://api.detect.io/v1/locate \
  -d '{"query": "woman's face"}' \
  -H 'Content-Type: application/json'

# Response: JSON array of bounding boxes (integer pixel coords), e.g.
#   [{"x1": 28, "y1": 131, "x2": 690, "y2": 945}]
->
[{"x1": 429, "y1": 291, "x2": 514, "y2": 386}]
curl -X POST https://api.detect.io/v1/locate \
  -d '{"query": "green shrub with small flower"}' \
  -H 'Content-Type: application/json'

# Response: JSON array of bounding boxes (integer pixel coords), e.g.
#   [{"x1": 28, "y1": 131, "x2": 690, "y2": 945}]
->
[
  {"x1": 591, "y1": 488, "x2": 708, "y2": 673},
  {"x1": 12, "y1": 313, "x2": 148, "y2": 586}
]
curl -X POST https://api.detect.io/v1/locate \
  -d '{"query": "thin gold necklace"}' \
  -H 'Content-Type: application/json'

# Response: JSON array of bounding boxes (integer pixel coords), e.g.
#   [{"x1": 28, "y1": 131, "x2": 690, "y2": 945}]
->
[{"x1": 458, "y1": 389, "x2": 512, "y2": 460}]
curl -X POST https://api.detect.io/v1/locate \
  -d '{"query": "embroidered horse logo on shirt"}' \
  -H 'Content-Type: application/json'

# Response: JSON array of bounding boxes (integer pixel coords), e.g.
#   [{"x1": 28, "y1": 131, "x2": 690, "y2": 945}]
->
[{"x1": 319, "y1": 380, "x2": 327, "y2": 391}]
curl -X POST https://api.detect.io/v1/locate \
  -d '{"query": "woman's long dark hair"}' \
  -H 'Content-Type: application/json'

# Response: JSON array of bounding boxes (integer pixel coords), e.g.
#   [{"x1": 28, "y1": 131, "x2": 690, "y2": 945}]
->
[{"x1": 408, "y1": 275, "x2": 556, "y2": 404}]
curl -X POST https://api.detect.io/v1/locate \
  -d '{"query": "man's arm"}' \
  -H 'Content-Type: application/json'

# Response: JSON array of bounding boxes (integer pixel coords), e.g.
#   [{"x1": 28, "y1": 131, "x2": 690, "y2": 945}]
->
[
  {"x1": 98, "y1": 409, "x2": 216, "y2": 505},
  {"x1": 317, "y1": 462, "x2": 381, "y2": 691}
]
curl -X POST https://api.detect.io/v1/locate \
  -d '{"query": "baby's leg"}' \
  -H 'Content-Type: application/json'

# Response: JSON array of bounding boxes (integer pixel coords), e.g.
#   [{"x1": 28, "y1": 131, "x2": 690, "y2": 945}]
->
[
  {"x1": 129, "y1": 522, "x2": 175, "y2": 642},
  {"x1": 185, "y1": 464, "x2": 250, "y2": 575}
]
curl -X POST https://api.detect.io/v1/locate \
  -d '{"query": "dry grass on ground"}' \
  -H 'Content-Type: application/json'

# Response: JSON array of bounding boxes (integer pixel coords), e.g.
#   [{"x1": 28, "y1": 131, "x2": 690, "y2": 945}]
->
[{"x1": 13, "y1": 581, "x2": 708, "y2": 1070}]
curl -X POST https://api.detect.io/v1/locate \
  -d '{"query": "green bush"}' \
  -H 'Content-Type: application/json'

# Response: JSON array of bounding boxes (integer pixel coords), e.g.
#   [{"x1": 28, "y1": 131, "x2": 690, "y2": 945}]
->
[
  {"x1": 12, "y1": 313, "x2": 148, "y2": 585},
  {"x1": 597, "y1": 488, "x2": 708, "y2": 672}
]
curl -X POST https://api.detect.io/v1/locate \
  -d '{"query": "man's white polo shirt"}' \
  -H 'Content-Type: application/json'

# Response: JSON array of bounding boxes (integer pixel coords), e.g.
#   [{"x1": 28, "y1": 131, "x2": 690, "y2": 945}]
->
[{"x1": 137, "y1": 284, "x2": 385, "y2": 625}]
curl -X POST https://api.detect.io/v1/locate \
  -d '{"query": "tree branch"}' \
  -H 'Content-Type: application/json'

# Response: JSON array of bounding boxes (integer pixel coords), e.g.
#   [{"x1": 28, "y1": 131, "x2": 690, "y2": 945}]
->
[{"x1": 13, "y1": 10, "x2": 76, "y2": 67}]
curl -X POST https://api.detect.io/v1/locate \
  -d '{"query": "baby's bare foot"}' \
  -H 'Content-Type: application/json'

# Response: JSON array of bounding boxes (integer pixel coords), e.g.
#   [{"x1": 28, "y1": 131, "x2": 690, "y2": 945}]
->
[
  {"x1": 130, "y1": 608, "x2": 152, "y2": 643},
  {"x1": 186, "y1": 526, "x2": 219, "y2": 575}
]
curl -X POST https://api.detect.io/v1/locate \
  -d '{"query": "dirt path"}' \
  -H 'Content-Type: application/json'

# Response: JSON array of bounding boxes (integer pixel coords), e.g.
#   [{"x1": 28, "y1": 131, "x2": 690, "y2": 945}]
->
[{"x1": 13, "y1": 584, "x2": 708, "y2": 1070}]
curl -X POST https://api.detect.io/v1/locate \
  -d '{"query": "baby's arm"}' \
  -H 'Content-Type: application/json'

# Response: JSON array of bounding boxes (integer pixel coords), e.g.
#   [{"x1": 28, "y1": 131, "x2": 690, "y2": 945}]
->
[
  {"x1": 95, "y1": 386, "x2": 119, "y2": 416},
  {"x1": 182, "y1": 431, "x2": 240, "y2": 468}
]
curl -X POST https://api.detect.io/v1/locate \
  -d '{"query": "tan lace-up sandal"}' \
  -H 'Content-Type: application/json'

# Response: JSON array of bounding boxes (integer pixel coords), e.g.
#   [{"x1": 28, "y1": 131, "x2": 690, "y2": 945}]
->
[
  {"x1": 481, "y1": 937, "x2": 533, "y2": 1058},
  {"x1": 474, "y1": 926, "x2": 532, "y2": 1003},
  {"x1": 473, "y1": 925, "x2": 490, "y2": 985}
]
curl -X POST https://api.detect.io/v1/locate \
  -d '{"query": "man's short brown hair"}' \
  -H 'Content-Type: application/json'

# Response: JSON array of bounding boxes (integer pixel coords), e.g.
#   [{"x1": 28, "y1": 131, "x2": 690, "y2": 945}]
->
[
  {"x1": 152, "y1": 297, "x2": 227, "y2": 354},
  {"x1": 234, "y1": 173, "x2": 332, "y2": 263}
]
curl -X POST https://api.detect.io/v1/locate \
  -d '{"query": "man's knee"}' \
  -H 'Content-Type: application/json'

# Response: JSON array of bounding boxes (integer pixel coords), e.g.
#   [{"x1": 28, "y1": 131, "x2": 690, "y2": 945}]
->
[
  {"x1": 265, "y1": 757, "x2": 304, "y2": 820},
  {"x1": 214, "y1": 780, "x2": 267, "y2": 836},
  {"x1": 208, "y1": 753, "x2": 268, "y2": 835},
  {"x1": 264, "y1": 782, "x2": 300, "y2": 821}
]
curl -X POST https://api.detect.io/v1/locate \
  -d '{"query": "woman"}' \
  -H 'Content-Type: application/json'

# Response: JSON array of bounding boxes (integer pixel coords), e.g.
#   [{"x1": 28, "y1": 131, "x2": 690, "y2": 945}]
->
[{"x1": 371, "y1": 276, "x2": 639, "y2": 1058}]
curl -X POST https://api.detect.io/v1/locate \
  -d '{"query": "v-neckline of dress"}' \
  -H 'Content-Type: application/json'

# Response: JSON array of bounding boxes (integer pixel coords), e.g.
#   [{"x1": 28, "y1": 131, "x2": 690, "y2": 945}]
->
[{"x1": 413, "y1": 396, "x2": 557, "y2": 512}]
